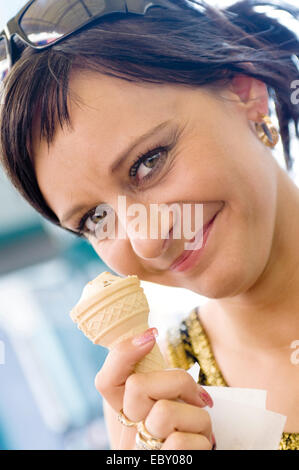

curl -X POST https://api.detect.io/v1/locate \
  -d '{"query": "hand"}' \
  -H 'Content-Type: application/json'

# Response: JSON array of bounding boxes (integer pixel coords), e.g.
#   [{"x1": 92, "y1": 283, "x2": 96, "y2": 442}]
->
[{"x1": 95, "y1": 327, "x2": 215, "y2": 450}]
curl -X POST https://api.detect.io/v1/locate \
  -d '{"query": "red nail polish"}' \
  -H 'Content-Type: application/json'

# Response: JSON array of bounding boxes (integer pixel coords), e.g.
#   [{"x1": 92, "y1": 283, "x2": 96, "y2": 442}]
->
[
  {"x1": 198, "y1": 387, "x2": 214, "y2": 408},
  {"x1": 132, "y1": 328, "x2": 158, "y2": 346}
]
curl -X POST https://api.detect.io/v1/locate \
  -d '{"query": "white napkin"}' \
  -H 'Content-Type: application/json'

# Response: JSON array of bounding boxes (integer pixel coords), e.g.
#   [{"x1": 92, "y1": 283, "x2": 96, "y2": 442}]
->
[{"x1": 187, "y1": 363, "x2": 287, "y2": 450}]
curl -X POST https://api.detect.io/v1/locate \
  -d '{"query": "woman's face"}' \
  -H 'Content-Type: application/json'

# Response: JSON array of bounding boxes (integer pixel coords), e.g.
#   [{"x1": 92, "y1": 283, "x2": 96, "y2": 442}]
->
[{"x1": 34, "y1": 71, "x2": 278, "y2": 297}]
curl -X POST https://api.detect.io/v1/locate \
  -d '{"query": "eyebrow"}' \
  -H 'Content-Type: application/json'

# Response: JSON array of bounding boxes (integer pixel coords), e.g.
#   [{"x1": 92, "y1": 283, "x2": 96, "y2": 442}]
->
[
  {"x1": 110, "y1": 119, "x2": 173, "y2": 172},
  {"x1": 60, "y1": 119, "x2": 173, "y2": 226}
]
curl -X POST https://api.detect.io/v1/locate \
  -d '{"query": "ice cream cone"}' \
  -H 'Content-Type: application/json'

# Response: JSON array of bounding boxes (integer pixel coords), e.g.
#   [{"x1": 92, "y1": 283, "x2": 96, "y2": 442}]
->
[{"x1": 70, "y1": 272, "x2": 166, "y2": 373}]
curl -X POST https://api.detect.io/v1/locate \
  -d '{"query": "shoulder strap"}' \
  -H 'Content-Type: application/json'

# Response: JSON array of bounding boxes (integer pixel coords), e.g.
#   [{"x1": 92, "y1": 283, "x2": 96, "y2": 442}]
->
[
  {"x1": 186, "y1": 307, "x2": 227, "y2": 386},
  {"x1": 165, "y1": 307, "x2": 227, "y2": 386},
  {"x1": 165, "y1": 307, "x2": 198, "y2": 371}
]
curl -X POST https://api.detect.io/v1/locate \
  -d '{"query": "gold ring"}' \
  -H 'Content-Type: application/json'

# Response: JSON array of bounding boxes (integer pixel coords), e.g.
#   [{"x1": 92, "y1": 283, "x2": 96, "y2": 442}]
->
[
  {"x1": 136, "y1": 431, "x2": 164, "y2": 450},
  {"x1": 117, "y1": 409, "x2": 138, "y2": 428},
  {"x1": 135, "y1": 421, "x2": 165, "y2": 450},
  {"x1": 118, "y1": 410, "x2": 165, "y2": 450}
]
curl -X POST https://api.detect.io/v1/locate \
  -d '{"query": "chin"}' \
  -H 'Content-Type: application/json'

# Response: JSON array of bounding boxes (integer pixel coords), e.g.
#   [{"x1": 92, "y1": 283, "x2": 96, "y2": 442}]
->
[{"x1": 186, "y1": 262, "x2": 252, "y2": 298}]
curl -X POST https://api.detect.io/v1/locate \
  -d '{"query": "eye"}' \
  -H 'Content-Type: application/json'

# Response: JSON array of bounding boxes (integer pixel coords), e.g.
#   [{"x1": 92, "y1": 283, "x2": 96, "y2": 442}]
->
[
  {"x1": 75, "y1": 142, "x2": 174, "y2": 236},
  {"x1": 129, "y1": 146, "x2": 168, "y2": 184},
  {"x1": 85, "y1": 209, "x2": 108, "y2": 232},
  {"x1": 76, "y1": 204, "x2": 113, "y2": 238}
]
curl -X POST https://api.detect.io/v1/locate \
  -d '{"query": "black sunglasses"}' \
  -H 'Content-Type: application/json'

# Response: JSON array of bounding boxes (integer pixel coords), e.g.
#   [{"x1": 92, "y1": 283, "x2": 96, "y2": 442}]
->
[{"x1": 0, "y1": 0, "x2": 177, "y2": 82}]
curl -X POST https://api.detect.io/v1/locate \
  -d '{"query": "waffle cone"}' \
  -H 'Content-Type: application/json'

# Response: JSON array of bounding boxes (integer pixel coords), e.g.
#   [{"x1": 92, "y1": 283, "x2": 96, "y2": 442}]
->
[{"x1": 70, "y1": 272, "x2": 166, "y2": 372}]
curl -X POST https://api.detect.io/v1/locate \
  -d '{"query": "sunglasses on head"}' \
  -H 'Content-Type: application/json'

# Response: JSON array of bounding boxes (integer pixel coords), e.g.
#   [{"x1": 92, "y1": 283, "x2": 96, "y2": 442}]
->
[{"x1": 0, "y1": 0, "x2": 176, "y2": 83}]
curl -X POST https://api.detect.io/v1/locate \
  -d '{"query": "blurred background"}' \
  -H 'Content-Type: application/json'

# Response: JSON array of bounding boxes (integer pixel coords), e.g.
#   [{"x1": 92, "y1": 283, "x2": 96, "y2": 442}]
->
[{"x1": 0, "y1": 0, "x2": 298, "y2": 451}]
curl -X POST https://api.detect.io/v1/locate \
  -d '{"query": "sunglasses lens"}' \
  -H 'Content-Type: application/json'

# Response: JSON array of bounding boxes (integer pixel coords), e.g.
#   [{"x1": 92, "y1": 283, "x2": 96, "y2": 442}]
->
[
  {"x1": 20, "y1": 0, "x2": 110, "y2": 46},
  {"x1": 0, "y1": 37, "x2": 9, "y2": 82}
]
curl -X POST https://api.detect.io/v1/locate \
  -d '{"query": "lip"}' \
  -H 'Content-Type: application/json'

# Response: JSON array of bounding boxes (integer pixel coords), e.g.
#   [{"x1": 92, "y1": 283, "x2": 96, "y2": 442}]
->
[{"x1": 169, "y1": 211, "x2": 220, "y2": 273}]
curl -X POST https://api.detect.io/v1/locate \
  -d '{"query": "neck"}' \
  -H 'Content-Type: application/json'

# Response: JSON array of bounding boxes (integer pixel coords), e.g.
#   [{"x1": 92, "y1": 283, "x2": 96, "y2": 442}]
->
[{"x1": 212, "y1": 164, "x2": 299, "y2": 352}]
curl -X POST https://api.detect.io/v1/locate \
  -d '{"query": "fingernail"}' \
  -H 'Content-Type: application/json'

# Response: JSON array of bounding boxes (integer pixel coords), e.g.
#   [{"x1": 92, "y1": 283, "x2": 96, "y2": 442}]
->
[
  {"x1": 198, "y1": 386, "x2": 214, "y2": 408},
  {"x1": 132, "y1": 328, "x2": 158, "y2": 346}
]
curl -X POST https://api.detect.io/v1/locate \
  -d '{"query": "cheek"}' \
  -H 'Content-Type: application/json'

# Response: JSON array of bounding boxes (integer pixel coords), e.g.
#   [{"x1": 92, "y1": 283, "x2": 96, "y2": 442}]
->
[
  {"x1": 207, "y1": 178, "x2": 277, "y2": 297},
  {"x1": 191, "y1": 196, "x2": 276, "y2": 298},
  {"x1": 224, "y1": 151, "x2": 277, "y2": 271},
  {"x1": 189, "y1": 130, "x2": 278, "y2": 295},
  {"x1": 89, "y1": 238, "x2": 142, "y2": 276},
  {"x1": 200, "y1": 106, "x2": 278, "y2": 222}
]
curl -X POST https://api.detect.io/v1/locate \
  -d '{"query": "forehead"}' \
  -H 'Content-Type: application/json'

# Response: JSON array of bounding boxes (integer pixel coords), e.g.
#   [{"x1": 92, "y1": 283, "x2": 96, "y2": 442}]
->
[
  {"x1": 32, "y1": 71, "x2": 216, "y2": 222},
  {"x1": 34, "y1": 71, "x2": 183, "y2": 171},
  {"x1": 33, "y1": 72, "x2": 186, "y2": 208},
  {"x1": 62, "y1": 71, "x2": 181, "y2": 157},
  {"x1": 56, "y1": 70, "x2": 184, "y2": 142}
]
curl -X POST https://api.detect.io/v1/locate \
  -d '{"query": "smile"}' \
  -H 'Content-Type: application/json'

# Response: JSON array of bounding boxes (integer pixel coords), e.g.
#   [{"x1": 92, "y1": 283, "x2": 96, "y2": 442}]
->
[{"x1": 169, "y1": 210, "x2": 220, "y2": 273}]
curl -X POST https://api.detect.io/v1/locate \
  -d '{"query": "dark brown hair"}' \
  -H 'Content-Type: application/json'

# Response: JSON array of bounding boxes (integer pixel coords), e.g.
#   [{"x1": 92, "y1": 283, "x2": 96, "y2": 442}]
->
[{"x1": 0, "y1": 0, "x2": 298, "y2": 236}]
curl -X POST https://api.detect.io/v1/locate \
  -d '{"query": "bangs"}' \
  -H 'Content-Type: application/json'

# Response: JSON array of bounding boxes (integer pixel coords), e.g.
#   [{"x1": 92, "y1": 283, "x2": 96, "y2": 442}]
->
[
  {"x1": 0, "y1": 1, "x2": 298, "y2": 231},
  {"x1": 0, "y1": 47, "x2": 74, "y2": 226}
]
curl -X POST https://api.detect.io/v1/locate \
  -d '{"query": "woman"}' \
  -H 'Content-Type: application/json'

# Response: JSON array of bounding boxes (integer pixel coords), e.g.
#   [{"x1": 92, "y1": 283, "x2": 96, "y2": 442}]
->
[{"x1": 0, "y1": 0, "x2": 298, "y2": 450}]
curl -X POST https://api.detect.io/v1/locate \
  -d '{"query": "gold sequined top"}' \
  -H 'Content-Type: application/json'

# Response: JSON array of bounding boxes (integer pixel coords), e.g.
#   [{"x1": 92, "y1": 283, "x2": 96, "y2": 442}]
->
[{"x1": 165, "y1": 307, "x2": 299, "y2": 451}]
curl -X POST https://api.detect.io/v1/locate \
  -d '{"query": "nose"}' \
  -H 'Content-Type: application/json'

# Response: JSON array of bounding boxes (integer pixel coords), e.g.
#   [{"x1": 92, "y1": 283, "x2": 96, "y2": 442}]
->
[{"x1": 120, "y1": 201, "x2": 177, "y2": 260}]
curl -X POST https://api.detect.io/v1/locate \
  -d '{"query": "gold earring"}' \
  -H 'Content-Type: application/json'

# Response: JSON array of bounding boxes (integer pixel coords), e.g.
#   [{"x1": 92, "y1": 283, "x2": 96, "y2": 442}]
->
[{"x1": 255, "y1": 114, "x2": 279, "y2": 148}]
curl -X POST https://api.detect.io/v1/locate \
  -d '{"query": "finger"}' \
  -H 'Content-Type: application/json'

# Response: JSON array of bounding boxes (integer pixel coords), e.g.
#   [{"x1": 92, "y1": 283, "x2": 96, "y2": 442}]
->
[
  {"x1": 123, "y1": 368, "x2": 212, "y2": 422},
  {"x1": 94, "y1": 328, "x2": 158, "y2": 410},
  {"x1": 145, "y1": 399, "x2": 212, "y2": 441},
  {"x1": 161, "y1": 432, "x2": 213, "y2": 450}
]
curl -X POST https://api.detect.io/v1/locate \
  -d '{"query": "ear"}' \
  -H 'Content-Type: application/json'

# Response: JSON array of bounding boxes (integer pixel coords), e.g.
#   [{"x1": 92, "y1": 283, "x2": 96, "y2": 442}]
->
[{"x1": 230, "y1": 74, "x2": 269, "y2": 123}]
